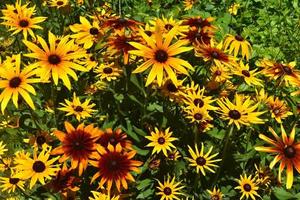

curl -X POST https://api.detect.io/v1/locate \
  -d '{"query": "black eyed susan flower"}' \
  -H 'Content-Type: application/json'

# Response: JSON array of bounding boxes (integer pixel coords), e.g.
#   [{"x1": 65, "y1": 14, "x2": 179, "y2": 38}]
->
[
  {"x1": 0, "y1": 175, "x2": 25, "y2": 193},
  {"x1": 184, "y1": 86, "x2": 217, "y2": 111},
  {"x1": 58, "y1": 92, "x2": 96, "y2": 121},
  {"x1": 257, "y1": 60, "x2": 300, "y2": 87},
  {"x1": 254, "y1": 164, "x2": 272, "y2": 187},
  {"x1": 23, "y1": 130, "x2": 53, "y2": 150},
  {"x1": 103, "y1": 17, "x2": 143, "y2": 32},
  {"x1": 224, "y1": 34, "x2": 252, "y2": 60},
  {"x1": 89, "y1": 143, "x2": 143, "y2": 191},
  {"x1": 255, "y1": 125, "x2": 300, "y2": 189},
  {"x1": 145, "y1": 127, "x2": 178, "y2": 157},
  {"x1": 51, "y1": 122, "x2": 102, "y2": 176},
  {"x1": 182, "y1": 16, "x2": 216, "y2": 32},
  {"x1": 0, "y1": 54, "x2": 39, "y2": 113},
  {"x1": 0, "y1": 157, "x2": 12, "y2": 172},
  {"x1": 228, "y1": 3, "x2": 241, "y2": 15},
  {"x1": 0, "y1": 141, "x2": 8, "y2": 157},
  {"x1": 48, "y1": 0, "x2": 69, "y2": 8},
  {"x1": 183, "y1": 0, "x2": 197, "y2": 10},
  {"x1": 156, "y1": 176, "x2": 185, "y2": 200},
  {"x1": 207, "y1": 187, "x2": 223, "y2": 200},
  {"x1": 233, "y1": 61, "x2": 262, "y2": 86},
  {"x1": 184, "y1": 106, "x2": 213, "y2": 124},
  {"x1": 181, "y1": 27, "x2": 214, "y2": 45},
  {"x1": 23, "y1": 32, "x2": 88, "y2": 90},
  {"x1": 235, "y1": 174, "x2": 261, "y2": 200},
  {"x1": 187, "y1": 143, "x2": 221, "y2": 176},
  {"x1": 217, "y1": 94, "x2": 265, "y2": 130},
  {"x1": 210, "y1": 65, "x2": 232, "y2": 83},
  {"x1": 14, "y1": 148, "x2": 60, "y2": 189},
  {"x1": 266, "y1": 96, "x2": 293, "y2": 123},
  {"x1": 1, "y1": 1, "x2": 46, "y2": 40},
  {"x1": 94, "y1": 62, "x2": 123, "y2": 81},
  {"x1": 195, "y1": 40, "x2": 237, "y2": 68},
  {"x1": 160, "y1": 79, "x2": 186, "y2": 103},
  {"x1": 167, "y1": 150, "x2": 181, "y2": 161},
  {"x1": 89, "y1": 191, "x2": 119, "y2": 200},
  {"x1": 96, "y1": 128, "x2": 132, "y2": 150},
  {"x1": 70, "y1": 16, "x2": 103, "y2": 49},
  {"x1": 129, "y1": 23, "x2": 194, "y2": 86}
]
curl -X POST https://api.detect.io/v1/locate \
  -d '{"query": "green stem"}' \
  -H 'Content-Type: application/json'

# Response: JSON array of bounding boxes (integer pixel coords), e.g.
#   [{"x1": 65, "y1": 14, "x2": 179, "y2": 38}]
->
[{"x1": 213, "y1": 125, "x2": 234, "y2": 184}]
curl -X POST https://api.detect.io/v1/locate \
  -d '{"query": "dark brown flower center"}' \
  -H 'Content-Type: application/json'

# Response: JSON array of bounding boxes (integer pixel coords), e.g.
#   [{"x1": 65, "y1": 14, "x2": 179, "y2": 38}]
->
[
  {"x1": 36, "y1": 135, "x2": 46, "y2": 145},
  {"x1": 168, "y1": 153, "x2": 175, "y2": 160},
  {"x1": 273, "y1": 108, "x2": 280, "y2": 115},
  {"x1": 194, "y1": 113, "x2": 203, "y2": 120},
  {"x1": 282, "y1": 66, "x2": 292, "y2": 75},
  {"x1": 164, "y1": 24, "x2": 173, "y2": 30},
  {"x1": 196, "y1": 156, "x2": 206, "y2": 166},
  {"x1": 48, "y1": 54, "x2": 61, "y2": 65},
  {"x1": 9, "y1": 77, "x2": 22, "y2": 88},
  {"x1": 74, "y1": 106, "x2": 84, "y2": 112},
  {"x1": 73, "y1": 141, "x2": 84, "y2": 150},
  {"x1": 166, "y1": 82, "x2": 177, "y2": 92},
  {"x1": 109, "y1": 160, "x2": 118, "y2": 169},
  {"x1": 9, "y1": 178, "x2": 20, "y2": 184},
  {"x1": 163, "y1": 187, "x2": 172, "y2": 195},
  {"x1": 297, "y1": 103, "x2": 300, "y2": 110},
  {"x1": 155, "y1": 50, "x2": 168, "y2": 63},
  {"x1": 57, "y1": 1, "x2": 64, "y2": 5},
  {"x1": 145, "y1": 31, "x2": 152, "y2": 36},
  {"x1": 235, "y1": 35, "x2": 244, "y2": 41},
  {"x1": 32, "y1": 161, "x2": 46, "y2": 173},
  {"x1": 243, "y1": 183, "x2": 252, "y2": 192},
  {"x1": 109, "y1": 137, "x2": 117, "y2": 145},
  {"x1": 157, "y1": 137, "x2": 165, "y2": 144},
  {"x1": 89, "y1": 27, "x2": 99, "y2": 35},
  {"x1": 193, "y1": 98, "x2": 204, "y2": 107},
  {"x1": 215, "y1": 70, "x2": 222, "y2": 76},
  {"x1": 284, "y1": 145, "x2": 296, "y2": 158},
  {"x1": 19, "y1": 19, "x2": 29, "y2": 27},
  {"x1": 211, "y1": 51, "x2": 219, "y2": 59},
  {"x1": 228, "y1": 110, "x2": 241, "y2": 119},
  {"x1": 211, "y1": 195, "x2": 220, "y2": 200},
  {"x1": 103, "y1": 67, "x2": 113, "y2": 74},
  {"x1": 242, "y1": 70, "x2": 250, "y2": 77}
]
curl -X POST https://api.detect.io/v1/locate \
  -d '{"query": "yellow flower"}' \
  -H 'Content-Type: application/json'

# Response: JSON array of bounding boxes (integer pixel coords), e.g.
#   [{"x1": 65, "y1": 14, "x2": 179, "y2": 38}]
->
[
  {"x1": 0, "y1": 175, "x2": 25, "y2": 193},
  {"x1": 70, "y1": 16, "x2": 103, "y2": 49},
  {"x1": 210, "y1": 64, "x2": 232, "y2": 83},
  {"x1": 217, "y1": 94, "x2": 265, "y2": 130},
  {"x1": 58, "y1": 93, "x2": 96, "y2": 121},
  {"x1": 233, "y1": 61, "x2": 262, "y2": 86},
  {"x1": 0, "y1": 54, "x2": 39, "y2": 113},
  {"x1": 89, "y1": 191, "x2": 119, "y2": 200},
  {"x1": 266, "y1": 96, "x2": 293, "y2": 123},
  {"x1": 187, "y1": 143, "x2": 221, "y2": 176},
  {"x1": 235, "y1": 174, "x2": 261, "y2": 200},
  {"x1": 207, "y1": 186, "x2": 223, "y2": 200},
  {"x1": 183, "y1": 0, "x2": 197, "y2": 11},
  {"x1": 228, "y1": 3, "x2": 240, "y2": 15},
  {"x1": 14, "y1": 148, "x2": 60, "y2": 189},
  {"x1": 94, "y1": 62, "x2": 123, "y2": 81},
  {"x1": 224, "y1": 34, "x2": 252, "y2": 60},
  {"x1": 48, "y1": 0, "x2": 69, "y2": 8},
  {"x1": 145, "y1": 127, "x2": 178, "y2": 157},
  {"x1": 1, "y1": 1, "x2": 46, "y2": 40},
  {"x1": 156, "y1": 176, "x2": 185, "y2": 200},
  {"x1": 23, "y1": 32, "x2": 88, "y2": 90},
  {"x1": 129, "y1": 22, "x2": 194, "y2": 86}
]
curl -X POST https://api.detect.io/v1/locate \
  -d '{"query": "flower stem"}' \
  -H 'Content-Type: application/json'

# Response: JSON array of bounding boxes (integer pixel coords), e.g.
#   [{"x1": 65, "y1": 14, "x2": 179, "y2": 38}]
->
[{"x1": 213, "y1": 125, "x2": 234, "y2": 184}]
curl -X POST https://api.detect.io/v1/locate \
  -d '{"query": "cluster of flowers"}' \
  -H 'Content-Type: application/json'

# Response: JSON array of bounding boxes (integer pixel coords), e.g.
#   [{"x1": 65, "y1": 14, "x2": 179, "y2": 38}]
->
[{"x1": 0, "y1": 0, "x2": 299, "y2": 200}]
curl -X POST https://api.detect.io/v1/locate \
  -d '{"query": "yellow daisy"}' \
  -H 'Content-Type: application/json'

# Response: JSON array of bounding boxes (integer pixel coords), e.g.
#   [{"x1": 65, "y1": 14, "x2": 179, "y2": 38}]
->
[
  {"x1": 70, "y1": 16, "x2": 103, "y2": 49},
  {"x1": 217, "y1": 94, "x2": 265, "y2": 130},
  {"x1": 89, "y1": 191, "x2": 119, "y2": 200},
  {"x1": 235, "y1": 174, "x2": 261, "y2": 200},
  {"x1": 0, "y1": 54, "x2": 39, "y2": 113},
  {"x1": 266, "y1": 96, "x2": 293, "y2": 123},
  {"x1": 58, "y1": 92, "x2": 96, "y2": 121},
  {"x1": 210, "y1": 64, "x2": 232, "y2": 83},
  {"x1": 48, "y1": 0, "x2": 69, "y2": 8},
  {"x1": 156, "y1": 176, "x2": 185, "y2": 200},
  {"x1": 129, "y1": 22, "x2": 194, "y2": 86},
  {"x1": 233, "y1": 61, "x2": 262, "y2": 86},
  {"x1": 0, "y1": 175, "x2": 25, "y2": 193},
  {"x1": 145, "y1": 127, "x2": 178, "y2": 157},
  {"x1": 207, "y1": 187, "x2": 223, "y2": 200},
  {"x1": 187, "y1": 143, "x2": 221, "y2": 176},
  {"x1": 94, "y1": 62, "x2": 123, "y2": 81},
  {"x1": 1, "y1": 1, "x2": 46, "y2": 40},
  {"x1": 14, "y1": 148, "x2": 60, "y2": 189},
  {"x1": 224, "y1": 34, "x2": 252, "y2": 60},
  {"x1": 23, "y1": 32, "x2": 88, "y2": 90}
]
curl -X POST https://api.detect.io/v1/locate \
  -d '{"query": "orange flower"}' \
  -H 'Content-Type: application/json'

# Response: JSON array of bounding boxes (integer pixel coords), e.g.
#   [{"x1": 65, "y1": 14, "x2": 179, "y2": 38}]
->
[
  {"x1": 255, "y1": 125, "x2": 300, "y2": 189},
  {"x1": 51, "y1": 122, "x2": 102, "y2": 175},
  {"x1": 89, "y1": 143, "x2": 142, "y2": 191}
]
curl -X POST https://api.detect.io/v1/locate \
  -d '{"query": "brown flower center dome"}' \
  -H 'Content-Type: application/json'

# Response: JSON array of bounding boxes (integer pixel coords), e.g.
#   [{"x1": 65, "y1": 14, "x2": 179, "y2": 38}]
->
[
  {"x1": 163, "y1": 187, "x2": 172, "y2": 195},
  {"x1": 103, "y1": 67, "x2": 113, "y2": 74},
  {"x1": 74, "y1": 106, "x2": 84, "y2": 112},
  {"x1": 284, "y1": 145, "x2": 296, "y2": 158},
  {"x1": 194, "y1": 113, "x2": 203, "y2": 120},
  {"x1": 155, "y1": 50, "x2": 168, "y2": 63},
  {"x1": 228, "y1": 110, "x2": 241, "y2": 119},
  {"x1": 36, "y1": 135, "x2": 46, "y2": 146},
  {"x1": 32, "y1": 161, "x2": 46, "y2": 173},
  {"x1": 157, "y1": 137, "x2": 165, "y2": 144},
  {"x1": 9, "y1": 178, "x2": 20, "y2": 184},
  {"x1": 196, "y1": 156, "x2": 206, "y2": 166},
  {"x1": 193, "y1": 98, "x2": 204, "y2": 107},
  {"x1": 19, "y1": 19, "x2": 29, "y2": 28},
  {"x1": 89, "y1": 27, "x2": 99, "y2": 35},
  {"x1": 166, "y1": 82, "x2": 178, "y2": 92},
  {"x1": 235, "y1": 35, "x2": 244, "y2": 41},
  {"x1": 243, "y1": 183, "x2": 252, "y2": 192},
  {"x1": 9, "y1": 77, "x2": 22, "y2": 88},
  {"x1": 242, "y1": 70, "x2": 251, "y2": 77},
  {"x1": 48, "y1": 54, "x2": 61, "y2": 65}
]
